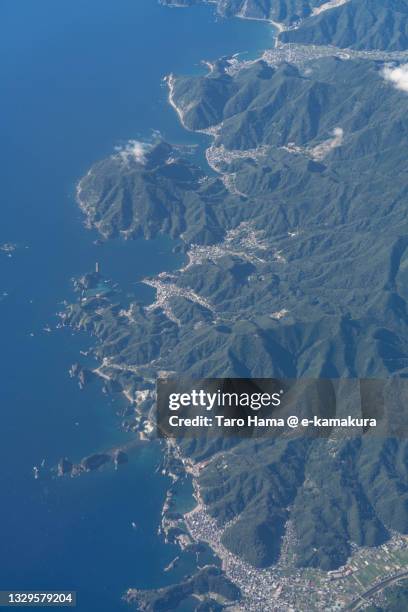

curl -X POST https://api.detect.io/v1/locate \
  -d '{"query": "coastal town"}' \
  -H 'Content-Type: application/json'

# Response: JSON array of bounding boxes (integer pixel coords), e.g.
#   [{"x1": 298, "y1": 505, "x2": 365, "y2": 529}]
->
[{"x1": 159, "y1": 446, "x2": 408, "y2": 611}]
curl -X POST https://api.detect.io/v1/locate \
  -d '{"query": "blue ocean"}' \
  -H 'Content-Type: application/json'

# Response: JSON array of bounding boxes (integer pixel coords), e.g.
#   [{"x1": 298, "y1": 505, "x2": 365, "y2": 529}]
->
[{"x1": 0, "y1": 1, "x2": 272, "y2": 609}]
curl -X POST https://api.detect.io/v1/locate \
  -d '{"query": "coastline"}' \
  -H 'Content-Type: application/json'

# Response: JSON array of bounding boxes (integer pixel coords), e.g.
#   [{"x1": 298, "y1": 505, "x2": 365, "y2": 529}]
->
[
  {"x1": 2, "y1": 1, "x2": 289, "y2": 609},
  {"x1": 68, "y1": 9, "x2": 287, "y2": 606},
  {"x1": 63, "y1": 2, "x2": 408, "y2": 610}
]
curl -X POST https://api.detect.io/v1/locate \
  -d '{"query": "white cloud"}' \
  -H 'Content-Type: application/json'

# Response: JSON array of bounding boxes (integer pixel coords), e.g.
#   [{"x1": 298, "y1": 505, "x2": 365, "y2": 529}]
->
[
  {"x1": 114, "y1": 140, "x2": 152, "y2": 165},
  {"x1": 309, "y1": 127, "x2": 344, "y2": 161},
  {"x1": 282, "y1": 127, "x2": 344, "y2": 161},
  {"x1": 382, "y1": 64, "x2": 408, "y2": 93},
  {"x1": 312, "y1": 0, "x2": 350, "y2": 17}
]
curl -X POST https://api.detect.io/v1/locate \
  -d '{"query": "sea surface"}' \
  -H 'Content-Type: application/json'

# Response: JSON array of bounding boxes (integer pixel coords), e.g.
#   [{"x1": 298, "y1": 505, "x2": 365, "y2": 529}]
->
[{"x1": 0, "y1": 1, "x2": 272, "y2": 609}]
